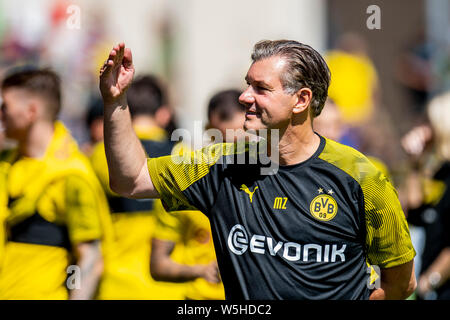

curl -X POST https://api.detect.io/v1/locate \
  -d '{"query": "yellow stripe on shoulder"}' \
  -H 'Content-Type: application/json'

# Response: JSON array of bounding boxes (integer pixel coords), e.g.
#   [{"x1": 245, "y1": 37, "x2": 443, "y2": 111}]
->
[
  {"x1": 150, "y1": 142, "x2": 244, "y2": 193},
  {"x1": 318, "y1": 138, "x2": 381, "y2": 185},
  {"x1": 148, "y1": 141, "x2": 257, "y2": 212}
]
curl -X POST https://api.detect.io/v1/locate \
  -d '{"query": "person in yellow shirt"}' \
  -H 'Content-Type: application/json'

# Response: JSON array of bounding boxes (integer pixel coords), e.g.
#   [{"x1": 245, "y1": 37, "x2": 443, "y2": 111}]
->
[
  {"x1": 0, "y1": 68, "x2": 113, "y2": 299},
  {"x1": 325, "y1": 33, "x2": 379, "y2": 126},
  {"x1": 150, "y1": 89, "x2": 245, "y2": 300},
  {"x1": 91, "y1": 75, "x2": 186, "y2": 299}
]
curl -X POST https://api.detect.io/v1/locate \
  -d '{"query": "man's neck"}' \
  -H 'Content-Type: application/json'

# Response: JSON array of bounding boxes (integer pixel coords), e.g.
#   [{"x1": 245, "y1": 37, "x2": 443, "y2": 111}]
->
[
  {"x1": 18, "y1": 121, "x2": 54, "y2": 158},
  {"x1": 132, "y1": 115, "x2": 159, "y2": 131},
  {"x1": 270, "y1": 123, "x2": 321, "y2": 166}
]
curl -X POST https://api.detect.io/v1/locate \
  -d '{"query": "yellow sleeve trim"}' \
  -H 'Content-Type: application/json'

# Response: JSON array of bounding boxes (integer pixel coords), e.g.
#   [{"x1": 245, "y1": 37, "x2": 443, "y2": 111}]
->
[
  {"x1": 147, "y1": 157, "x2": 164, "y2": 198},
  {"x1": 375, "y1": 247, "x2": 416, "y2": 269},
  {"x1": 146, "y1": 143, "x2": 238, "y2": 212}
]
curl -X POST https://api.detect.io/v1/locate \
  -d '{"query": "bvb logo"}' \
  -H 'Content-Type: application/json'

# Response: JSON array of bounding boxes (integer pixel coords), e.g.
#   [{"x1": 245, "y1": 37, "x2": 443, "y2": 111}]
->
[{"x1": 310, "y1": 194, "x2": 338, "y2": 221}]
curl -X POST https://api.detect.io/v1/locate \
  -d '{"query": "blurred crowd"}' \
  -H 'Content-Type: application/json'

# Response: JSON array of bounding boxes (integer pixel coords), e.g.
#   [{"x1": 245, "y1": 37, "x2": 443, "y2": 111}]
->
[{"x1": 0, "y1": 0, "x2": 449, "y2": 300}]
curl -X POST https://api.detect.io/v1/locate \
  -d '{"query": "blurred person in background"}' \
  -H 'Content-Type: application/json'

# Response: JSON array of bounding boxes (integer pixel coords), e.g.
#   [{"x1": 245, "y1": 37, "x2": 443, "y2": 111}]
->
[
  {"x1": 325, "y1": 33, "x2": 380, "y2": 149},
  {"x1": 312, "y1": 99, "x2": 344, "y2": 142},
  {"x1": 401, "y1": 91, "x2": 450, "y2": 300},
  {"x1": 0, "y1": 68, "x2": 113, "y2": 299},
  {"x1": 91, "y1": 75, "x2": 186, "y2": 299},
  {"x1": 326, "y1": 34, "x2": 400, "y2": 169},
  {"x1": 325, "y1": 33, "x2": 380, "y2": 125},
  {"x1": 204, "y1": 89, "x2": 246, "y2": 141},
  {"x1": 396, "y1": 31, "x2": 435, "y2": 121},
  {"x1": 150, "y1": 89, "x2": 244, "y2": 300},
  {"x1": 81, "y1": 95, "x2": 104, "y2": 156},
  {"x1": 313, "y1": 99, "x2": 356, "y2": 149},
  {"x1": 0, "y1": 122, "x2": 6, "y2": 272}
]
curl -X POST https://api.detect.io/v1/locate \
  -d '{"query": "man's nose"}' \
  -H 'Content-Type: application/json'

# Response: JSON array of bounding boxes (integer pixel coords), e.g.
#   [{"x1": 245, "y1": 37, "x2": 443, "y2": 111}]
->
[{"x1": 239, "y1": 89, "x2": 255, "y2": 106}]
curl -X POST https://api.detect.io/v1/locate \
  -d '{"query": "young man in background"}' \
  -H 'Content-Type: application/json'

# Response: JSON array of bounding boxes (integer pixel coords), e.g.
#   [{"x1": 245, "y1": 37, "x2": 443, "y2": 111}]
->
[{"x1": 0, "y1": 68, "x2": 112, "y2": 299}]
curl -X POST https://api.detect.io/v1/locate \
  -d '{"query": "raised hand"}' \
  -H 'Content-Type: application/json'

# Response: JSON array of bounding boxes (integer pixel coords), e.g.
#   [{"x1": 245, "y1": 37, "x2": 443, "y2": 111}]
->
[{"x1": 99, "y1": 42, "x2": 135, "y2": 104}]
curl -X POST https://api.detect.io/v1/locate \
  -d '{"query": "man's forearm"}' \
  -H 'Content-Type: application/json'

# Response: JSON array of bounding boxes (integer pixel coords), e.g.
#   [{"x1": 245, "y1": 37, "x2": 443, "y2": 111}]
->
[
  {"x1": 418, "y1": 247, "x2": 450, "y2": 297},
  {"x1": 369, "y1": 261, "x2": 416, "y2": 300},
  {"x1": 103, "y1": 95, "x2": 147, "y2": 196},
  {"x1": 369, "y1": 281, "x2": 412, "y2": 300},
  {"x1": 69, "y1": 242, "x2": 103, "y2": 300},
  {"x1": 151, "y1": 258, "x2": 204, "y2": 283}
]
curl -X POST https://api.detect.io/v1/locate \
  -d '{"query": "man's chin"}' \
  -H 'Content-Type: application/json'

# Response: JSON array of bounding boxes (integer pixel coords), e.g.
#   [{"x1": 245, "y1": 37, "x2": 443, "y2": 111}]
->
[{"x1": 243, "y1": 120, "x2": 266, "y2": 133}]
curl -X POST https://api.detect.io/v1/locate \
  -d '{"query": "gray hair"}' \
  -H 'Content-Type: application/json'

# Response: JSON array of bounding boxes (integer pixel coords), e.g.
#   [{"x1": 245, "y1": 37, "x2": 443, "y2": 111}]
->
[
  {"x1": 427, "y1": 91, "x2": 450, "y2": 160},
  {"x1": 251, "y1": 40, "x2": 331, "y2": 118}
]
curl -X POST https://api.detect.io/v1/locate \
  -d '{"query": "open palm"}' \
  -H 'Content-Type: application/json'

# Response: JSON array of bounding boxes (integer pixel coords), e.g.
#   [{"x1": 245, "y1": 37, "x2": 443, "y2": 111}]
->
[{"x1": 99, "y1": 43, "x2": 135, "y2": 104}]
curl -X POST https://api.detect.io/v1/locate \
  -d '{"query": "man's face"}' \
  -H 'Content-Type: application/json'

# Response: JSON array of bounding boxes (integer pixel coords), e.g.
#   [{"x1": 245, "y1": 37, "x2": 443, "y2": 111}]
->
[
  {"x1": 239, "y1": 56, "x2": 297, "y2": 132},
  {"x1": 1, "y1": 88, "x2": 34, "y2": 141}
]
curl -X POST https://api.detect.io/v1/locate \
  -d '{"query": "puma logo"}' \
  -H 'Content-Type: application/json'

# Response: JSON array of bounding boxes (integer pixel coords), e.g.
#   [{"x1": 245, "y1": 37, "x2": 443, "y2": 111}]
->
[{"x1": 240, "y1": 184, "x2": 259, "y2": 203}]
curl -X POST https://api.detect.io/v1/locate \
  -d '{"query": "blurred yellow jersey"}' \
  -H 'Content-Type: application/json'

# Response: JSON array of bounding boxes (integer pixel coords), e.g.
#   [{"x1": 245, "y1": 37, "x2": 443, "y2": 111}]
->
[
  {"x1": 153, "y1": 208, "x2": 225, "y2": 300},
  {"x1": 0, "y1": 122, "x2": 113, "y2": 299},
  {"x1": 0, "y1": 161, "x2": 9, "y2": 269},
  {"x1": 326, "y1": 50, "x2": 378, "y2": 125},
  {"x1": 91, "y1": 126, "x2": 187, "y2": 300}
]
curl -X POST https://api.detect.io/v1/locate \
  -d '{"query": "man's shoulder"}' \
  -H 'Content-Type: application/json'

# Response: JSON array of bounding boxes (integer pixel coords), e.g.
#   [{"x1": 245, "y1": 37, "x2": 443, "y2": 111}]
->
[{"x1": 318, "y1": 138, "x2": 381, "y2": 184}]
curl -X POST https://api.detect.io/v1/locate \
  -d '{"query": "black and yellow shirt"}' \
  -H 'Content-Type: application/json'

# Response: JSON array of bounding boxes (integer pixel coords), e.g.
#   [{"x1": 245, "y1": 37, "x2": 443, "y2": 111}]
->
[
  {"x1": 91, "y1": 126, "x2": 187, "y2": 300},
  {"x1": 0, "y1": 122, "x2": 113, "y2": 299},
  {"x1": 0, "y1": 161, "x2": 9, "y2": 271},
  {"x1": 147, "y1": 135, "x2": 416, "y2": 300}
]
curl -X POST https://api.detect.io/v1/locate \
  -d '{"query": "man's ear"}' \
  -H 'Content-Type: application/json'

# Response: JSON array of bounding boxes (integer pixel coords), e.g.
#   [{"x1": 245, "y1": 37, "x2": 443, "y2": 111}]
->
[
  {"x1": 293, "y1": 88, "x2": 313, "y2": 114},
  {"x1": 154, "y1": 105, "x2": 172, "y2": 129},
  {"x1": 27, "y1": 99, "x2": 40, "y2": 122}
]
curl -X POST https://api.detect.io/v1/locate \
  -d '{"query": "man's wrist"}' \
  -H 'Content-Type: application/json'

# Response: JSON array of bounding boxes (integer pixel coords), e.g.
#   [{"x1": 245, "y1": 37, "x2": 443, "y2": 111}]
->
[
  {"x1": 103, "y1": 94, "x2": 128, "y2": 109},
  {"x1": 190, "y1": 264, "x2": 206, "y2": 280},
  {"x1": 428, "y1": 271, "x2": 442, "y2": 289}
]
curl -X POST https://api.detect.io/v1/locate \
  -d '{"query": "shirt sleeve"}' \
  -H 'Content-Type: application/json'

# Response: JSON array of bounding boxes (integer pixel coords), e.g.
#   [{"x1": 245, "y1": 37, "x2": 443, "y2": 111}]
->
[
  {"x1": 65, "y1": 175, "x2": 103, "y2": 244},
  {"x1": 363, "y1": 170, "x2": 416, "y2": 268},
  {"x1": 147, "y1": 143, "x2": 231, "y2": 214}
]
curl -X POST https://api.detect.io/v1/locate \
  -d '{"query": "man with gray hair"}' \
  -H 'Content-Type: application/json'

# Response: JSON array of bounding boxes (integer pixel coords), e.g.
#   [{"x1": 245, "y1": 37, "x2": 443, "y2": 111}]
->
[{"x1": 99, "y1": 40, "x2": 416, "y2": 300}]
